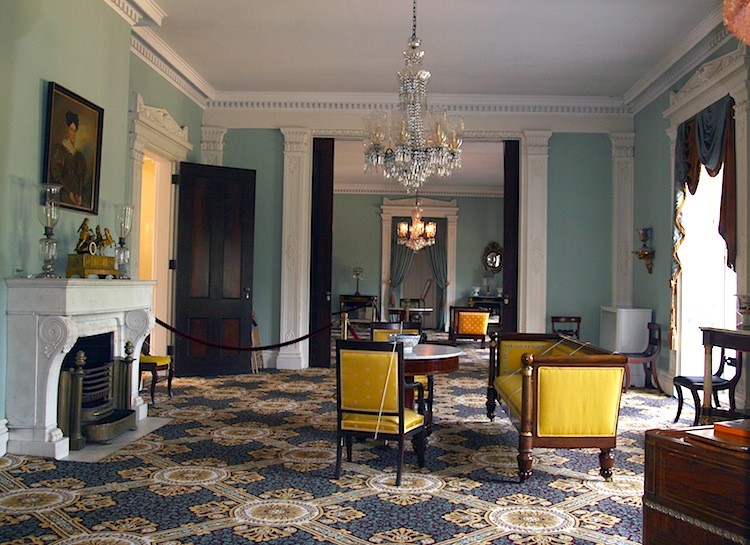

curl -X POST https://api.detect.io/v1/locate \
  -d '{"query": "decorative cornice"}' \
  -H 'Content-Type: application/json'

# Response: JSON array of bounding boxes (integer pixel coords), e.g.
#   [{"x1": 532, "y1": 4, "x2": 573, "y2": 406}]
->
[
  {"x1": 104, "y1": 0, "x2": 165, "y2": 26},
  {"x1": 336, "y1": 183, "x2": 502, "y2": 198},
  {"x1": 132, "y1": 93, "x2": 189, "y2": 142},
  {"x1": 627, "y1": 23, "x2": 732, "y2": 114},
  {"x1": 207, "y1": 93, "x2": 631, "y2": 117},
  {"x1": 670, "y1": 45, "x2": 747, "y2": 107},
  {"x1": 130, "y1": 33, "x2": 211, "y2": 108}
]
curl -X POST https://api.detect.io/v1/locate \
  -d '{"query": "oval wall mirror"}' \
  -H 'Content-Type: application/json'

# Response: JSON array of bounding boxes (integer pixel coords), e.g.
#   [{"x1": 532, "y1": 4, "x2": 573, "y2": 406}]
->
[{"x1": 483, "y1": 241, "x2": 503, "y2": 274}]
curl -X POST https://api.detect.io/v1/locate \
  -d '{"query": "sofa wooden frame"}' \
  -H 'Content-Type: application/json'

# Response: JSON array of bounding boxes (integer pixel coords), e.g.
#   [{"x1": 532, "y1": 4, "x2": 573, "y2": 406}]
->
[{"x1": 486, "y1": 331, "x2": 627, "y2": 482}]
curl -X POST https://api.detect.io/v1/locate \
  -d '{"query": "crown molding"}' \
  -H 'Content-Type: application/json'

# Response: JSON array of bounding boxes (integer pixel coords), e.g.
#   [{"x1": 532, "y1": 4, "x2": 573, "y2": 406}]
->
[
  {"x1": 625, "y1": 14, "x2": 731, "y2": 114},
  {"x1": 130, "y1": 31, "x2": 212, "y2": 108},
  {"x1": 335, "y1": 181, "x2": 503, "y2": 198},
  {"x1": 103, "y1": 0, "x2": 165, "y2": 26},
  {"x1": 207, "y1": 92, "x2": 631, "y2": 117}
]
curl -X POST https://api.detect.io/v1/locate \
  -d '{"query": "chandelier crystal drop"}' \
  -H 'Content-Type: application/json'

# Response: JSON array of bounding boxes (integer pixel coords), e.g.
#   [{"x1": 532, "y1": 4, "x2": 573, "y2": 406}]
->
[
  {"x1": 397, "y1": 198, "x2": 436, "y2": 253},
  {"x1": 364, "y1": 0, "x2": 463, "y2": 194}
]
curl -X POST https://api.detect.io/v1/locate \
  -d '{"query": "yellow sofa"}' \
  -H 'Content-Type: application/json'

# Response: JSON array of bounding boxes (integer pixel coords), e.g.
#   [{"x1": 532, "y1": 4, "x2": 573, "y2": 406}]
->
[{"x1": 486, "y1": 332, "x2": 627, "y2": 482}]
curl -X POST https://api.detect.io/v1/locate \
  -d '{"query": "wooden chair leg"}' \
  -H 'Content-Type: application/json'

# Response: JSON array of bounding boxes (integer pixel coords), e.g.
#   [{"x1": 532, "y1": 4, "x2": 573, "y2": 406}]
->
[
  {"x1": 673, "y1": 385, "x2": 684, "y2": 423},
  {"x1": 599, "y1": 448, "x2": 615, "y2": 481},
  {"x1": 335, "y1": 434, "x2": 343, "y2": 478},
  {"x1": 623, "y1": 363, "x2": 631, "y2": 392},
  {"x1": 517, "y1": 435, "x2": 533, "y2": 483},
  {"x1": 150, "y1": 370, "x2": 158, "y2": 405},
  {"x1": 396, "y1": 438, "x2": 405, "y2": 486},
  {"x1": 690, "y1": 388, "x2": 702, "y2": 426},
  {"x1": 167, "y1": 364, "x2": 174, "y2": 397}
]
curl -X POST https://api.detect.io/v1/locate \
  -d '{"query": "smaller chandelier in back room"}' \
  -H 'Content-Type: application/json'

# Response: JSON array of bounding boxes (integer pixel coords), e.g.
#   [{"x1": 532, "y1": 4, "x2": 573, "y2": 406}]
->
[
  {"x1": 364, "y1": 0, "x2": 463, "y2": 194},
  {"x1": 398, "y1": 199, "x2": 436, "y2": 253}
]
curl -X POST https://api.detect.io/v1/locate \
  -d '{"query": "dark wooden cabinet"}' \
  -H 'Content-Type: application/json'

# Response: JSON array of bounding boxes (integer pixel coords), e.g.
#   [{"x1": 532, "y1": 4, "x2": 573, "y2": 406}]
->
[{"x1": 643, "y1": 427, "x2": 750, "y2": 544}]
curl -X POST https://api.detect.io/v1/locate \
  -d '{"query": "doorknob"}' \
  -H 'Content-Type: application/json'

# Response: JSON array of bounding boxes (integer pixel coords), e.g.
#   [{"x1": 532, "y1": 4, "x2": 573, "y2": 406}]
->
[
  {"x1": 503, "y1": 296, "x2": 510, "y2": 305},
  {"x1": 326, "y1": 291, "x2": 331, "y2": 302},
  {"x1": 244, "y1": 288, "x2": 251, "y2": 300}
]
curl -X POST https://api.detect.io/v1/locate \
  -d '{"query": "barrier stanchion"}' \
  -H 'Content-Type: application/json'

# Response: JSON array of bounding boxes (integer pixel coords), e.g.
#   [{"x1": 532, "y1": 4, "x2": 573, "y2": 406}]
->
[{"x1": 342, "y1": 312, "x2": 349, "y2": 340}]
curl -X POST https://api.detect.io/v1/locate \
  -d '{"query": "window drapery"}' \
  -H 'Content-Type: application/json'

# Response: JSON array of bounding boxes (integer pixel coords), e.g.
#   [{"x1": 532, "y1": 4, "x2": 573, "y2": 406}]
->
[
  {"x1": 426, "y1": 237, "x2": 448, "y2": 329},
  {"x1": 388, "y1": 224, "x2": 415, "y2": 307},
  {"x1": 670, "y1": 94, "x2": 736, "y2": 348}
]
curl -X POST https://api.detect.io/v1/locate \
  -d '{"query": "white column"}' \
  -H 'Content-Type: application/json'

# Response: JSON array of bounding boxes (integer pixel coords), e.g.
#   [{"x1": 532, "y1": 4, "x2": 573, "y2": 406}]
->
[
  {"x1": 610, "y1": 132, "x2": 635, "y2": 306},
  {"x1": 276, "y1": 128, "x2": 313, "y2": 370},
  {"x1": 201, "y1": 125, "x2": 227, "y2": 166},
  {"x1": 520, "y1": 130, "x2": 551, "y2": 333}
]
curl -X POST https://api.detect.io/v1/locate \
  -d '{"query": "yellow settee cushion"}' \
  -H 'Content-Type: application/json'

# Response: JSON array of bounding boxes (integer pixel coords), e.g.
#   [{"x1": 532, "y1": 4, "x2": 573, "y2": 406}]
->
[
  {"x1": 372, "y1": 329, "x2": 420, "y2": 342},
  {"x1": 494, "y1": 373, "x2": 522, "y2": 420},
  {"x1": 457, "y1": 312, "x2": 489, "y2": 335},
  {"x1": 340, "y1": 350, "x2": 399, "y2": 413},
  {"x1": 536, "y1": 366, "x2": 624, "y2": 437},
  {"x1": 341, "y1": 409, "x2": 424, "y2": 434}
]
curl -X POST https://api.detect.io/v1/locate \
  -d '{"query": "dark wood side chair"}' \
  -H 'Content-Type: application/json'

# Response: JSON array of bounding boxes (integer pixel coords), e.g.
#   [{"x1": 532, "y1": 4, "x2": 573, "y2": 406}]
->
[
  {"x1": 621, "y1": 322, "x2": 662, "y2": 392},
  {"x1": 449, "y1": 306, "x2": 491, "y2": 348},
  {"x1": 672, "y1": 348, "x2": 742, "y2": 426},
  {"x1": 550, "y1": 316, "x2": 581, "y2": 339},
  {"x1": 335, "y1": 340, "x2": 426, "y2": 486},
  {"x1": 139, "y1": 336, "x2": 174, "y2": 406}
]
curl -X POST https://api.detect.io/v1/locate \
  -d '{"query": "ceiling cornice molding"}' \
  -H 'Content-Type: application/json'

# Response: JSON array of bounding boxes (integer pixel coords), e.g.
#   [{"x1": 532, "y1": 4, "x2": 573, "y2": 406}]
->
[
  {"x1": 626, "y1": 17, "x2": 731, "y2": 114},
  {"x1": 207, "y1": 92, "x2": 631, "y2": 117},
  {"x1": 335, "y1": 181, "x2": 503, "y2": 199},
  {"x1": 130, "y1": 31, "x2": 212, "y2": 108},
  {"x1": 103, "y1": 0, "x2": 165, "y2": 26}
]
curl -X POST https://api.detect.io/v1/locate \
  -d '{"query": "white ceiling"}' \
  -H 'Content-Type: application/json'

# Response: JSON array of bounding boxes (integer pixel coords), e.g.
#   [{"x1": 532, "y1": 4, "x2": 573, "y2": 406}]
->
[{"x1": 133, "y1": 0, "x2": 724, "y2": 194}]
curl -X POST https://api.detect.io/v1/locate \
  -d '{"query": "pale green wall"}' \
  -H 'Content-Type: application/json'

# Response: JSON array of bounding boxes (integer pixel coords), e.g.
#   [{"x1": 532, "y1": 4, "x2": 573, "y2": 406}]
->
[
  {"x1": 222, "y1": 129, "x2": 285, "y2": 342},
  {"x1": 332, "y1": 194, "x2": 503, "y2": 322},
  {"x1": 547, "y1": 133, "x2": 613, "y2": 343},
  {"x1": 0, "y1": 0, "x2": 133, "y2": 415}
]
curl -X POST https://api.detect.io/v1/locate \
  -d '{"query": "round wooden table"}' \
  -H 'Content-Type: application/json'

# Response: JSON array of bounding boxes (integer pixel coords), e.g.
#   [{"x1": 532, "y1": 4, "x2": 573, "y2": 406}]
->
[{"x1": 403, "y1": 343, "x2": 463, "y2": 435}]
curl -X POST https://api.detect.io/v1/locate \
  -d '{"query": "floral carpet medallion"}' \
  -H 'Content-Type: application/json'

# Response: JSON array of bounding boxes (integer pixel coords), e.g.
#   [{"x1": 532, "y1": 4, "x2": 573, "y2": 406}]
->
[{"x1": 0, "y1": 340, "x2": 683, "y2": 544}]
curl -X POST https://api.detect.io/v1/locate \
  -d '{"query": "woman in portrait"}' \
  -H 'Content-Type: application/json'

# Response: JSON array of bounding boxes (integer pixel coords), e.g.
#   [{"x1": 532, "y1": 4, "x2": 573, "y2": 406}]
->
[{"x1": 49, "y1": 110, "x2": 87, "y2": 207}]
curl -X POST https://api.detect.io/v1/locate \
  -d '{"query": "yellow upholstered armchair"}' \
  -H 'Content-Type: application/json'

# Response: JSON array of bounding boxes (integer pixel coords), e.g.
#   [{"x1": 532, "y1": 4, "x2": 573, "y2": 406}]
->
[
  {"x1": 370, "y1": 321, "x2": 431, "y2": 415},
  {"x1": 449, "y1": 306, "x2": 491, "y2": 348},
  {"x1": 335, "y1": 340, "x2": 426, "y2": 486},
  {"x1": 486, "y1": 332, "x2": 626, "y2": 482}
]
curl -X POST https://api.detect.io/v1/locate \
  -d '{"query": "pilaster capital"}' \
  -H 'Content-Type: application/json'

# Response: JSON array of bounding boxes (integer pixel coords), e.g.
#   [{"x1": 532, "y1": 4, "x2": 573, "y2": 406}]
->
[
  {"x1": 523, "y1": 130, "x2": 552, "y2": 156},
  {"x1": 609, "y1": 132, "x2": 635, "y2": 158}
]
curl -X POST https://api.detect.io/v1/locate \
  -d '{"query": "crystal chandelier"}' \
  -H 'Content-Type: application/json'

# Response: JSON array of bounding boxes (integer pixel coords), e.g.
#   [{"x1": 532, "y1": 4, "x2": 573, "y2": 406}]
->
[
  {"x1": 397, "y1": 198, "x2": 436, "y2": 253},
  {"x1": 364, "y1": 0, "x2": 463, "y2": 194}
]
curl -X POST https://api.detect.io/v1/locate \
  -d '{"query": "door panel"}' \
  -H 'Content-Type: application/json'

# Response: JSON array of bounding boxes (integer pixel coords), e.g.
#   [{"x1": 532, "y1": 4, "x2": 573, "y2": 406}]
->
[
  {"x1": 175, "y1": 162, "x2": 256, "y2": 376},
  {"x1": 310, "y1": 138, "x2": 334, "y2": 367},
  {"x1": 502, "y1": 140, "x2": 520, "y2": 332}
]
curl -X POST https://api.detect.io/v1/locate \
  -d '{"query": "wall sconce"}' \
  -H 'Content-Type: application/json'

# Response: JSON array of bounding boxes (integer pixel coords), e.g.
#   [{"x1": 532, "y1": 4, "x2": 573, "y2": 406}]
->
[
  {"x1": 352, "y1": 265, "x2": 363, "y2": 295},
  {"x1": 633, "y1": 227, "x2": 655, "y2": 274}
]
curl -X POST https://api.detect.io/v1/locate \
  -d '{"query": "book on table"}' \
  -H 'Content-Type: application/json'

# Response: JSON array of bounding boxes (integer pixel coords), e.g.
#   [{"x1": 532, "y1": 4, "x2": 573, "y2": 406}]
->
[{"x1": 713, "y1": 418, "x2": 750, "y2": 440}]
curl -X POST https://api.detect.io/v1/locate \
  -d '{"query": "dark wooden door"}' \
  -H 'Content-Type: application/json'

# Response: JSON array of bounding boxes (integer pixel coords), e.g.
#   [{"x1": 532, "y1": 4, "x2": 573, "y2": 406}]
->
[
  {"x1": 502, "y1": 140, "x2": 520, "y2": 332},
  {"x1": 174, "y1": 162, "x2": 256, "y2": 376},
  {"x1": 309, "y1": 138, "x2": 334, "y2": 367}
]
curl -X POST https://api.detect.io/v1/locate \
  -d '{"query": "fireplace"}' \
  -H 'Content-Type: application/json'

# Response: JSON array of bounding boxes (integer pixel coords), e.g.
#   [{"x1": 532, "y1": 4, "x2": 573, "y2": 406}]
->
[
  {"x1": 4, "y1": 278, "x2": 155, "y2": 459},
  {"x1": 57, "y1": 333, "x2": 137, "y2": 449}
]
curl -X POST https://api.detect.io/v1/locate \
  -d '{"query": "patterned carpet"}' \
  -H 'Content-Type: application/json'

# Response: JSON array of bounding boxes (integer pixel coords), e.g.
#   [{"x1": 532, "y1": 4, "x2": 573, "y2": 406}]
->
[{"x1": 0, "y1": 341, "x2": 683, "y2": 545}]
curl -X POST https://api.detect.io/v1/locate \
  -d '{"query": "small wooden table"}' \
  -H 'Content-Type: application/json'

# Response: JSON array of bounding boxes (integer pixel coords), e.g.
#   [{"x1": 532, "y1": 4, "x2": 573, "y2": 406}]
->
[
  {"x1": 699, "y1": 327, "x2": 749, "y2": 422},
  {"x1": 403, "y1": 344, "x2": 462, "y2": 434}
]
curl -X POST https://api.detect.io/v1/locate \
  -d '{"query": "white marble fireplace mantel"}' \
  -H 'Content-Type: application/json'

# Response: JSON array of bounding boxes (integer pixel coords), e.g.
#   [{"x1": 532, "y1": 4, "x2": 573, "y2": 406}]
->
[{"x1": 4, "y1": 278, "x2": 155, "y2": 459}]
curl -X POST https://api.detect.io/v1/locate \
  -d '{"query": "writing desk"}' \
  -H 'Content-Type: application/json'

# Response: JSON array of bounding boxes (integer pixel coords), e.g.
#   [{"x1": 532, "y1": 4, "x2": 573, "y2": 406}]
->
[{"x1": 699, "y1": 327, "x2": 749, "y2": 422}]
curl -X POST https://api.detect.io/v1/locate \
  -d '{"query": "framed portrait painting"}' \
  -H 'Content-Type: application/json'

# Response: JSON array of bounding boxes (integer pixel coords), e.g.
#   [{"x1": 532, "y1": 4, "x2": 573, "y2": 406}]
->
[{"x1": 42, "y1": 82, "x2": 103, "y2": 214}]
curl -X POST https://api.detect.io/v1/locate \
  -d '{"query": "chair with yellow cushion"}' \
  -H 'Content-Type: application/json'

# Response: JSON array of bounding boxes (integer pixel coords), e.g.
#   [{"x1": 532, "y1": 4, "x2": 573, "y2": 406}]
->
[
  {"x1": 335, "y1": 340, "x2": 426, "y2": 486},
  {"x1": 370, "y1": 321, "x2": 431, "y2": 416},
  {"x1": 449, "y1": 306, "x2": 491, "y2": 348},
  {"x1": 487, "y1": 332, "x2": 627, "y2": 482},
  {"x1": 139, "y1": 336, "x2": 173, "y2": 406}
]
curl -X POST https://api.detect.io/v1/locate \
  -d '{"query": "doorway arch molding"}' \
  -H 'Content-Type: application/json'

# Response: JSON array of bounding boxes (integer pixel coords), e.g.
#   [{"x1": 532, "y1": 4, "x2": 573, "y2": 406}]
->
[
  {"x1": 380, "y1": 197, "x2": 458, "y2": 329},
  {"x1": 128, "y1": 92, "x2": 193, "y2": 278}
]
